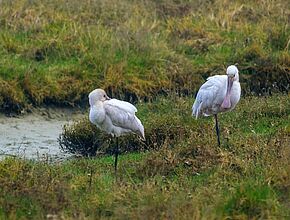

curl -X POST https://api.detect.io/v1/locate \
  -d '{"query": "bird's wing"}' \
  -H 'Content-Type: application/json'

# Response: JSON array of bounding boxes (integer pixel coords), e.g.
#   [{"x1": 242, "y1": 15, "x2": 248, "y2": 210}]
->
[
  {"x1": 199, "y1": 75, "x2": 227, "y2": 104},
  {"x1": 192, "y1": 75, "x2": 227, "y2": 116},
  {"x1": 105, "y1": 99, "x2": 137, "y2": 114},
  {"x1": 104, "y1": 99, "x2": 143, "y2": 135},
  {"x1": 202, "y1": 74, "x2": 225, "y2": 88},
  {"x1": 204, "y1": 75, "x2": 227, "y2": 88}
]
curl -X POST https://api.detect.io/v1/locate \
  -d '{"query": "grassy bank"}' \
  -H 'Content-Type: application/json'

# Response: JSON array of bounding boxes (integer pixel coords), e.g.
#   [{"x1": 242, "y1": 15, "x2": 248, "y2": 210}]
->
[
  {"x1": 0, "y1": 94, "x2": 289, "y2": 219},
  {"x1": 0, "y1": 0, "x2": 289, "y2": 112}
]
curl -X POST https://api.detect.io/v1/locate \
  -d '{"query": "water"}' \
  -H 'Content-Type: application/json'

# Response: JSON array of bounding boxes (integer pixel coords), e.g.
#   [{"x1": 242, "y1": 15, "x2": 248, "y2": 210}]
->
[{"x1": 0, "y1": 108, "x2": 85, "y2": 162}]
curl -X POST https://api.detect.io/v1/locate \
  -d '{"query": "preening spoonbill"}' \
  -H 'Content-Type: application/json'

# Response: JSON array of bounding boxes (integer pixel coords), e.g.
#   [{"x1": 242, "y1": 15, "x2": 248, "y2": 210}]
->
[
  {"x1": 89, "y1": 89, "x2": 145, "y2": 174},
  {"x1": 192, "y1": 65, "x2": 241, "y2": 146}
]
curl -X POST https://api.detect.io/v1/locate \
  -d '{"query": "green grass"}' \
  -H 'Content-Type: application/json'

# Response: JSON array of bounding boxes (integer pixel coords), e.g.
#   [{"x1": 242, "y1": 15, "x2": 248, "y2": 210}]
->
[
  {"x1": 1, "y1": 95, "x2": 290, "y2": 219},
  {"x1": 0, "y1": 0, "x2": 289, "y2": 112},
  {"x1": 0, "y1": 0, "x2": 289, "y2": 218}
]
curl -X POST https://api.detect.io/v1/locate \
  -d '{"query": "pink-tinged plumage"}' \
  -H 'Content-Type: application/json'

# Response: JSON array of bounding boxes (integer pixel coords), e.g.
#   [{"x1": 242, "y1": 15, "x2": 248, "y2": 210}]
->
[
  {"x1": 192, "y1": 65, "x2": 241, "y2": 146},
  {"x1": 89, "y1": 89, "x2": 145, "y2": 140},
  {"x1": 192, "y1": 65, "x2": 241, "y2": 118},
  {"x1": 88, "y1": 88, "x2": 145, "y2": 175}
]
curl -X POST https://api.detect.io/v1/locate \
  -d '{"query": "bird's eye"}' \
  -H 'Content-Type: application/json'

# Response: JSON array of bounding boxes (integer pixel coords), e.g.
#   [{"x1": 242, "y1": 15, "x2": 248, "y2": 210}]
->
[{"x1": 104, "y1": 95, "x2": 106, "y2": 97}]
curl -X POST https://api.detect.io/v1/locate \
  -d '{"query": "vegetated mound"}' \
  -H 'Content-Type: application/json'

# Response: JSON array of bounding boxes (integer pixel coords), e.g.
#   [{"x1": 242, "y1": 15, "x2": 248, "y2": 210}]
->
[
  {"x1": 58, "y1": 97, "x2": 197, "y2": 156},
  {"x1": 0, "y1": 0, "x2": 289, "y2": 113},
  {"x1": 58, "y1": 103, "x2": 220, "y2": 178},
  {"x1": 58, "y1": 94, "x2": 290, "y2": 180},
  {"x1": 58, "y1": 95, "x2": 290, "y2": 183},
  {"x1": 59, "y1": 113, "x2": 196, "y2": 157}
]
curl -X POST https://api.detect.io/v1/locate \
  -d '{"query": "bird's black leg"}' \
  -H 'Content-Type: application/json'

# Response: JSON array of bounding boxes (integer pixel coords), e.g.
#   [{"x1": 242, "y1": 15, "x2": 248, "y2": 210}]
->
[
  {"x1": 114, "y1": 137, "x2": 119, "y2": 176},
  {"x1": 214, "y1": 114, "x2": 221, "y2": 147}
]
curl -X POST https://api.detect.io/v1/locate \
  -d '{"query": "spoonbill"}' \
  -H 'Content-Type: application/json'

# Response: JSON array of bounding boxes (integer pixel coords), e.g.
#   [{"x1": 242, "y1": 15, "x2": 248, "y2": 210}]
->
[
  {"x1": 192, "y1": 65, "x2": 241, "y2": 146},
  {"x1": 88, "y1": 89, "x2": 145, "y2": 175}
]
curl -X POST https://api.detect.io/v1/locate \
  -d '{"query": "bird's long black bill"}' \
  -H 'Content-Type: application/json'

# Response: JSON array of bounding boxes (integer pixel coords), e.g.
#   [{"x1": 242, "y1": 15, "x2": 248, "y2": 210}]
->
[
  {"x1": 114, "y1": 137, "x2": 119, "y2": 176},
  {"x1": 214, "y1": 114, "x2": 221, "y2": 147}
]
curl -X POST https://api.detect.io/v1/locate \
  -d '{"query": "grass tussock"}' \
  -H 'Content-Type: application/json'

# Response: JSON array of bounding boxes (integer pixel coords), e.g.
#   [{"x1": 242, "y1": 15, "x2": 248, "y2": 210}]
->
[
  {"x1": 0, "y1": 0, "x2": 289, "y2": 112},
  {"x1": 59, "y1": 97, "x2": 197, "y2": 156},
  {"x1": 0, "y1": 79, "x2": 25, "y2": 113},
  {"x1": 1, "y1": 95, "x2": 290, "y2": 219}
]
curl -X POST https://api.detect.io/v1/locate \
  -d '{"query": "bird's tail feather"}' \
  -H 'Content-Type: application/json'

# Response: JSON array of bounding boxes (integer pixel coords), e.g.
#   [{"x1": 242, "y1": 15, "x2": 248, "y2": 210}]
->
[
  {"x1": 192, "y1": 101, "x2": 202, "y2": 119},
  {"x1": 135, "y1": 116, "x2": 145, "y2": 140}
]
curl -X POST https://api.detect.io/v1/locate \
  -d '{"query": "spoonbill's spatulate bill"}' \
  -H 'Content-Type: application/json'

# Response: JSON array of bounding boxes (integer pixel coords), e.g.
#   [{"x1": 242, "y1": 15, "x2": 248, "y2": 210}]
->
[
  {"x1": 88, "y1": 89, "x2": 145, "y2": 175},
  {"x1": 192, "y1": 65, "x2": 241, "y2": 146}
]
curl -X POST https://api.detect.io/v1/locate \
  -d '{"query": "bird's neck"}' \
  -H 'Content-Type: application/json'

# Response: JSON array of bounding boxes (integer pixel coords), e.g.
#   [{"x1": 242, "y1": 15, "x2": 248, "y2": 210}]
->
[{"x1": 90, "y1": 101, "x2": 104, "y2": 109}]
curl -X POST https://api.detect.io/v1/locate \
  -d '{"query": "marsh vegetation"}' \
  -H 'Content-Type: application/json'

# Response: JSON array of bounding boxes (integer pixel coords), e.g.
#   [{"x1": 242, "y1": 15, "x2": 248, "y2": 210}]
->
[
  {"x1": 0, "y1": 0, "x2": 289, "y2": 113},
  {"x1": 0, "y1": 0, "x2": 289, "y2": 219},
  {"x1": 1, "y1": 95, "x2": 290, "y2": 219}
]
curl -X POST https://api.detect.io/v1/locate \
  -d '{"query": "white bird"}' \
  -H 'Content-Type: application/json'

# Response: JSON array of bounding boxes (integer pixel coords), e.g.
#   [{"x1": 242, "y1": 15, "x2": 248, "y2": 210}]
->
[
  {"x1": 88, "y1": 89, "x2": 145, "y2": 174},
  {"x1": 192, "y1": 65, "x2": 241, "y2": 146}
]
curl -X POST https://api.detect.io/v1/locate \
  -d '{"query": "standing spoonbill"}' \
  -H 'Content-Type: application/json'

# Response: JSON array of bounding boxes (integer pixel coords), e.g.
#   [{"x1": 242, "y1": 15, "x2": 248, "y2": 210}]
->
[
  {"x1": 88, "y1": 89, "x2": 145, "y2": 175},
  {"x1": 192, "y1": 65, "x2": 241, "y2": 146}
]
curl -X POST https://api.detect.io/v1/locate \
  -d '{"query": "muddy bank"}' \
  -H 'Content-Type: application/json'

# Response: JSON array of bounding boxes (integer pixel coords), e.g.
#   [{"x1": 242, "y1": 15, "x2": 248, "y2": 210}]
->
[{"x1": 0, "y1": 107, "x2": 86, "y2": 161}]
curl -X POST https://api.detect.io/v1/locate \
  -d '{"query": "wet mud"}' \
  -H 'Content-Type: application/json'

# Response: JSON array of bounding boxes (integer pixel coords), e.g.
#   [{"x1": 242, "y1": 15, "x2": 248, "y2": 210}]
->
[{"x1": 0, "y1": 107, "x2": 85, "y2": 162}]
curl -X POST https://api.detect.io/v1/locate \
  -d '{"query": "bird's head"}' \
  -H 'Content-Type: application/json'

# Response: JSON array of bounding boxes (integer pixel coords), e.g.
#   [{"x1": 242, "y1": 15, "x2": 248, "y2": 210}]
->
[
  {"x1": 221, "y1": 65, "x2": 239, "y2": 109},
  {"x1": 88, "y1": 89, "x2": 111, "y2": 106},
  {"x1": 226, "y1": 65, "x2": 239, "y2": 81}
]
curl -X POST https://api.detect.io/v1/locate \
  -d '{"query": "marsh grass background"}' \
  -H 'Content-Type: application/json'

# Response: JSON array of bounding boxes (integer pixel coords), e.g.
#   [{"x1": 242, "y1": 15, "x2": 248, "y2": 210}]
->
[
  {"x1": 0, "y1": 0, "x2": 289, "y2": 112},
  {"x1": 0, "y1": 0, "x2": 290, "y2": 219}
]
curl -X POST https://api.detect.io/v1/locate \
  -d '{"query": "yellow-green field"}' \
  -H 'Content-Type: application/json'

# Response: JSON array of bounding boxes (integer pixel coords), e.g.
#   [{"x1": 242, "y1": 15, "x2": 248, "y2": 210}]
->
[
  {"x1": 0, "y1": 0, "x2": 289, "y2": 219},
  {"x1": 0, "y1": 0, "x2": 289, "y2": 112}
]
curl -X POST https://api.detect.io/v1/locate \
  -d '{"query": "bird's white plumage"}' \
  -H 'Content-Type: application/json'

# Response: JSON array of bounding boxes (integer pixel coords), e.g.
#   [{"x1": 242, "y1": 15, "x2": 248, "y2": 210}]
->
[
  {"x1": 89, "y1": 89, "x2": 145, "y2": 139},
  {"x1": 105, "y1": 99, "x2": 137, "y2": 114},
  {"x1": 192, "y1": 65, "x2": 241, "y2": 118},
  {"x1": 227, "y1": 65, "x2": 239, "y2": 76}
]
